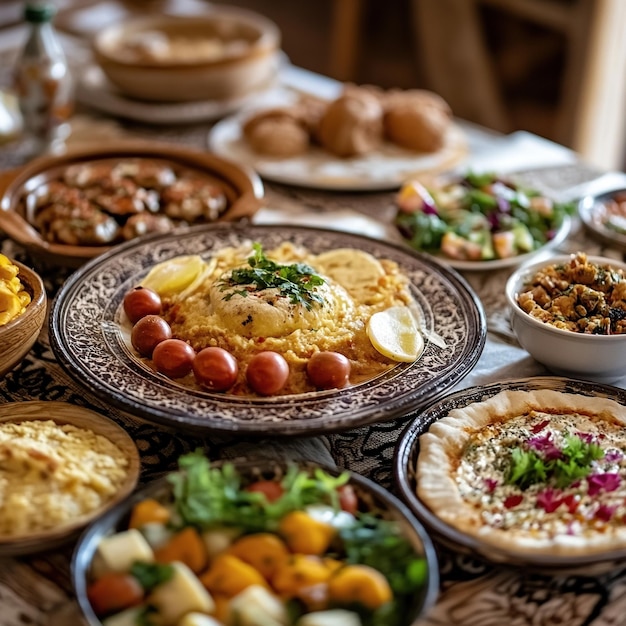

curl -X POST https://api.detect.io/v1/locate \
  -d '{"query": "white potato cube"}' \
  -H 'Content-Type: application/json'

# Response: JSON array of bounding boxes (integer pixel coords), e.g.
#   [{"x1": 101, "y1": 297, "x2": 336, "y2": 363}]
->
[
  {"x1": 229, "y1": 585, "x2": 288, "y2": 626},
  {"x1": 296, "y1": 609, "x2": 363, "y2": 626},
  {"x1": 201, "y1": 526, "x2": 241, "y2": 561},
  {"x1": 149, "y1": 561, "x2": 215, "y2": 626},
  {"x1": 96, "y1": 529, "x2": 154, "y2": 573},
  {"x1": 177, "y1": 613, "x2": 223, "y2": 626},
  {"x1": 102, "y1": 606, "x2": 146, "y2": 626},
  {"x1": 141, "y1": 521, "x2": 173, "y2": 550}
]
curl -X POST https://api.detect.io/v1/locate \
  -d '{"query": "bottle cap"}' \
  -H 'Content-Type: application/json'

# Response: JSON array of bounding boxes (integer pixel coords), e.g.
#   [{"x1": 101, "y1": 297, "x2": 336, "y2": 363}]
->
[{"x1": 24, "y1": 4, "x2": 57, "y2": 23}]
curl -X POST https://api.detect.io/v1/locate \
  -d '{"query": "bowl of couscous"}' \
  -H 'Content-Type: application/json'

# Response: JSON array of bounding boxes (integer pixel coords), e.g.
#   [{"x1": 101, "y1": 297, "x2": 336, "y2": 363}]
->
[
  {"x1": 0, "y1": 254, "x2": 47, "y2": 378},
  {"x1": 0, "y1": 401, "x2": 140, "y2": 556}
]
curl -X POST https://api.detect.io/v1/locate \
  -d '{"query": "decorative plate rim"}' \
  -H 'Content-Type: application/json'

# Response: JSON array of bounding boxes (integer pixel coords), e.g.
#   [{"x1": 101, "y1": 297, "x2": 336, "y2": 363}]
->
[
  {"x1": 50, "y1": 223, "x2": 486, "y2": 436},
  {"x1": 393, "y1": 375, "x2": 626, "y2": 572},
  {"x1": 578, "y1": 190, "x2": 626, "y2": 251}
]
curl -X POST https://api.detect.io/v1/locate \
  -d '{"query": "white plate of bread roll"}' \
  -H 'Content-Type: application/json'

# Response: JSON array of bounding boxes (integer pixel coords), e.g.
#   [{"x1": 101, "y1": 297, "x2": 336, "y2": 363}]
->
[{"x1": 208, "y1": 85, "x2": 468, "y2": 191}]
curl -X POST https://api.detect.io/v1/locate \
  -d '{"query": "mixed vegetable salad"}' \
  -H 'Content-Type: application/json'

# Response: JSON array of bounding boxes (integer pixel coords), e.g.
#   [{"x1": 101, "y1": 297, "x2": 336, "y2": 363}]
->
[
  {"x1": 394, "y1": 172, "x2": 575, "y2": 262},
  {"x1": 84, "y1": 452, "x2": 429, "y2": 626}
]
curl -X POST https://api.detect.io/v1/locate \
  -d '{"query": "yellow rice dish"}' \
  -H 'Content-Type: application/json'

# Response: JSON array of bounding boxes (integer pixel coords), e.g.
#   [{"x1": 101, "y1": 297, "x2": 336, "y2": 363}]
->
[{"x1": 161, "y1": 242, "x2": 416, "y2": 395}]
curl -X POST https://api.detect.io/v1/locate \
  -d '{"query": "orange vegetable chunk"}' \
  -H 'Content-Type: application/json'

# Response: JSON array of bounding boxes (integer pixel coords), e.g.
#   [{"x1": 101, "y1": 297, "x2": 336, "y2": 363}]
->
[
  {"x1": 278, "y1": 510, "x2": 335, "y2": 555},
  {"x1": 200, "y1": 553, "x2": 269, "y2": 597},
  {"x1": 328, "y1": 564, "x2": 393, "y2": 609},
  {"x1": 272, "y1": 555, "x2": 334, "y2": 597},
  {"x1": 154, "y1": 526, "x2": 208, "y2": 574},
  {"x1": 227, "y1": 533, "x2": 290, "y2": 580},
  {"x1": 128, "y1": 498, "x2": 171, "y2": 529}
]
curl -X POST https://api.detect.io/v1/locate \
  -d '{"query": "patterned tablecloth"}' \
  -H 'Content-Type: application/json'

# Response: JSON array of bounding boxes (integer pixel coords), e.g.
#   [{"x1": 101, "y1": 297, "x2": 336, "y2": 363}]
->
[{"x1": 3, "y1": 45, "x2": 626, "y2": 625}]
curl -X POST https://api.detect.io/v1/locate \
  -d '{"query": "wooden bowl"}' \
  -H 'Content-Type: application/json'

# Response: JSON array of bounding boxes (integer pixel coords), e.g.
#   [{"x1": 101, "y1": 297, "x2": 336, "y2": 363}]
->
[
  {"x1": 0, "y1": 401, "x2": 140, "y2": 556},
  {"x1": 0, "y1": 260, "x2": 46, "y2": 378},
  {"x1": 0, "y1": 140, "x2": 264, "y2": 267},
  {"x1": 93, "y1": 8, "x2": 281, "y2": 102}
]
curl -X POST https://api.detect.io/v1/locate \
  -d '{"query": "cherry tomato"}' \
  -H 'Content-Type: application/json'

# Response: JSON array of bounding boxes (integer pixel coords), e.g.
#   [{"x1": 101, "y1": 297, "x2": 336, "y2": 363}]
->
[
  {"x1": 246, "y1": 351, "x2": 289, "y2": 396},
  {"x1": 87, "y1": 572, "x2": 144, "y2": 617},
  {"x1": 338, "y1": 484, "x2": 359, "y2": 514},
  {"x1": 131, "y1": 315, "x2": 172, "y2": 357},
  {"x1": 306, "y1": 351, "x2": 351, "y2": 389},
  {"x1": 246, "y1": 480, "x2": 285, "y2": 502},
  {"x1": 152, "y1": 338, "x2": 196, "y2": 378},
  {"x1": 123, "y1": 286, "x2": 162, "y2": 324},
  {"x1": 193, "y1": 346, "x2": 238, "y2": 391}
]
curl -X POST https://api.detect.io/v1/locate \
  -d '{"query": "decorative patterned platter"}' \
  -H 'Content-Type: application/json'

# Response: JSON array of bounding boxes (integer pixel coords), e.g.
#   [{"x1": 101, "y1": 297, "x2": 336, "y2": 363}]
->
[
  {"x1": 50, "y1": 224, "x2": 486, "y2": 436},
  {"x1": 394, "y1": 376, "x2": 626, "y2": 574}
]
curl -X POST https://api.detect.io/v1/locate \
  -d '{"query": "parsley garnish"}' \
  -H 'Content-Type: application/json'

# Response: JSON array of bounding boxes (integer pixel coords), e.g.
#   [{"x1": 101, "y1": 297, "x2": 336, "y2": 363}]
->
[
  {"x1": 506, "y1": 433, "x2": 604, "y2": 490},
  {"x1": 218, "y1": 243, "x2": 326, "y2": 310},
  {"x1": 130, "y1": 561, "x2": 174, "y2": 592}
]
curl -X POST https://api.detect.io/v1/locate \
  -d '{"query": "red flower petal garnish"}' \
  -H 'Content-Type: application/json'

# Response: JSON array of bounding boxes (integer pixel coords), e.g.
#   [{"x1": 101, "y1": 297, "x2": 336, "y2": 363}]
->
[
  {"x1": 536, "y1": 488, "x2": 563, "y2": 513},
  {"x1": 575, "y1": 431, "x2": 595, "y2": 444},
  {"x1": 561, "y1": 493, "x2": 580, "y2": 514},
  {"x1": 595, "y1": 504, "x2": 618, "y2": 522},
  {"x1": 587, "y1": 473, "x2": 621, "y2": 496},
  {"x1": 504, "y1": 494, "x2": 523, "y2": 509},
  {"x1": 527, "y1": 432, "x2": 563, "y2": 460},
  {"x1": 531, "y1": 419, "x2": 550, "y2": 434},
  {"x1": 484, "y1": 478, "x2": 498, "y2": 493},
  {"x1": 605, "y1": 450, "x2": 623, "y2": 463}
]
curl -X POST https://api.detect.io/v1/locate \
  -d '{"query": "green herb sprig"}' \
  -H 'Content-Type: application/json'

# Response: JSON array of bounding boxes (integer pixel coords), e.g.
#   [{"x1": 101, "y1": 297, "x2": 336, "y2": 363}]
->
[
  {"x1": 218, "y1": 243, "x2": 326, "y2": 310},
  {"x1": 168, "y1": 450, "x2": 349, "y2": 533},
  {"x1": 506, "y1": 433, "x2": 604, "y2": 490}
]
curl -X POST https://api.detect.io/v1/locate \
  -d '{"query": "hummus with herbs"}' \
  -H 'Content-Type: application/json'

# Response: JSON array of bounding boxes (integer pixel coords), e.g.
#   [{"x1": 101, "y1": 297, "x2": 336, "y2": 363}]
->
[
  {"x1": 417, "y1": 389, "x2": 626, "y2": 556},
  {"x1": 161, "y1": 242, "x2": 415, "y2": 395}
]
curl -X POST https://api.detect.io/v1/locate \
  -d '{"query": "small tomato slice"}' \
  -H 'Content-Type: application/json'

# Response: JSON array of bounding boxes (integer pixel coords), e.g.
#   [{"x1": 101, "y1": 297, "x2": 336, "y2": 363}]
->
[
  {"x1": 338, "y1": 484, "x2": 359, "y2": 515},
  {"x1": 87, "y1": 572, "x2": 144, "y2": 617},
  {"x1": 245, "y1": 480, "x2": 284, "y2": 503}
]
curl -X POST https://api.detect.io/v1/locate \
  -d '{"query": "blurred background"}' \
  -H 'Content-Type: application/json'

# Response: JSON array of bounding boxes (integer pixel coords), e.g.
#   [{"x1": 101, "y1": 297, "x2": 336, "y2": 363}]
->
[{"x1": 1, "y1": 0, "x2": 625, "y2": 170}]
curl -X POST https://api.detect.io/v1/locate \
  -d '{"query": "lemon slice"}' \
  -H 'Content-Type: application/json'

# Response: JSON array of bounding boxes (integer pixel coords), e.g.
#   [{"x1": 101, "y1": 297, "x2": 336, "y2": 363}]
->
[
  {"x1": 367, "y1": 305, "x2": 424, "y2": 362},
  {"x1": 314, "y1": 249, "x2": 385, "y2": 298},
  {"x1": 140, "y1": 255, "x2": 207, "y2": 297}
]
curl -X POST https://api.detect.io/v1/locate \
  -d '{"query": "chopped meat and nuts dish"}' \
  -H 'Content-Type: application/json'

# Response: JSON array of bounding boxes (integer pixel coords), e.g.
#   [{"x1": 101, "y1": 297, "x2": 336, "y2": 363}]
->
[
  {"x1": 83, "y1": 452, "x2": 428, "y2": 626},
  {"x1": 516, "y1": 252, "x2": 626, "y2": 334},
  {"x1": 21, "y1": 158, "x2": 228, "y2": 246}
]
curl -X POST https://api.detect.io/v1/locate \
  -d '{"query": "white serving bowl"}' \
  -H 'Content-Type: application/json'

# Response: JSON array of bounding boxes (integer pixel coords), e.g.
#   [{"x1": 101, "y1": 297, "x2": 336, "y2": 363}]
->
[
  {"x1": 505, "y1": 253, "x2": 626, "y2": 383},
  {"x1": 93, "y1": 7, "x2": 281, "y2": 102}
]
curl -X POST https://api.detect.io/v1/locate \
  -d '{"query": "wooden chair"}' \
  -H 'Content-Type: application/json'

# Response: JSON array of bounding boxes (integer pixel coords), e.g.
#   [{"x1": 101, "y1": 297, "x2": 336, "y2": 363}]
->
[
  {"x1": 329, "y1": 0, "x2": 626, "y2": 170},
  {"x1": 411, "y1": 0, "x2": 626, "y2": 170}
]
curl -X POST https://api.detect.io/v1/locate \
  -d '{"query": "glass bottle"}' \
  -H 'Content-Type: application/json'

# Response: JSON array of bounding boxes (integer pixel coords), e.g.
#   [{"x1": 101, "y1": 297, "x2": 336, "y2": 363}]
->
[{"x1": 13, "y1": 2, "x2": 73, "y2": 158}]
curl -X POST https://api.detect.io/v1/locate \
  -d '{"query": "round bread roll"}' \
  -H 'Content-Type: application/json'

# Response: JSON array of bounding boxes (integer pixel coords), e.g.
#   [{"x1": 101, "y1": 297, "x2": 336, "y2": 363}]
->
[
  {"x1": 384, "y1": 89, "x2": 453, "y2": 152},
  {"x1": 316, "y1": 90, "x2": 383, "y2": 158},
  {"x1": 243, "y1": 108, "x2": 310, "y2": 157}
]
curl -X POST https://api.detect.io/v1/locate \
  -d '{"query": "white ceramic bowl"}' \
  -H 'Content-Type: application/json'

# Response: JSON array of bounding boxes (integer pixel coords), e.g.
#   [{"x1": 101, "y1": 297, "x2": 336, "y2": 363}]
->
[
  {"x1": 505, "y1": 253, "x2": 626, "y2": 383},
  {"x1": 93, "y1": 7, "x2": 281, "y2": 102}
]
